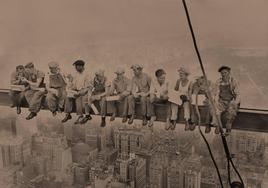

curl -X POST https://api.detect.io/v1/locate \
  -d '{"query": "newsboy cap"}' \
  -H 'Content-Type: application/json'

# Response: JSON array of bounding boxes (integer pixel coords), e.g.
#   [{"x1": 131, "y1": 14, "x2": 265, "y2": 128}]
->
[
  {"x1": 155, "y1": 69, "x2": 166, "y2": 77},
  {"x1": 48, "y1": 61, "x2": 59, "y2": 68},
  {"x1": 25, "y1": 62, "x2": 34, "y2": 68},
  {"x1": 16, "y1": 65, "x2": 24, "y2": 70},
  {"x1": 115, "y1": 67, "x2": 125, "y2": 75},
  {"x1": 73, "y1": 60, "x2": 85, "y2": 66},
  {"x1": 218, "y1": 66, "x2": 231, "y2": 72},
  {"x1": 178, "y1": 67, "x2": 190, "y2": 75},
  {"x1": 95, "y1": 69, "x2": 105, "y2": 76},
  {"x1": 131, "y1": 64, "x2": 143, "y2": 70}
]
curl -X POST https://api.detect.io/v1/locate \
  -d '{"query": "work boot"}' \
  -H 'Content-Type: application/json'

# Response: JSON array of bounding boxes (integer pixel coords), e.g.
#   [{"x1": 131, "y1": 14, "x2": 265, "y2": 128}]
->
[
  {"x1": 205, "y1": 125, "x2": 211, "y2": 133},
  {"x1": 10, "y1": 104, "x2": 16, "y2": 108},
  {"x1": 226, "y1": 128, "x2": 231, "y2": 135},
  {"x1": 142, "y1": 116, "x2": 147, "y2": 126},
  {"x1": 170, "y1": 120, "x2": 176, "y2": 130},
  {"x1": 80, "y1": 114, "x2": 92, "y2": 124},
  {"x1": 100, "y1": 117, "x2": 106, "y2": 127},
  {"x1": 62, "y1": 113, "x2": 72, "y2": 123},
  {"x1": 148, "y1": 116, "x2": 156, "y2": 127},
  {"x1": 185, "y1": 120, "x2": 190, "y2": 131},
  {"x1": 165, "y1": 119, "x2": 171, "y2": 131},
  {"x1": 58, "y1": 107, "x2": 64, "y2": 113},
  {"x1": 16, "y1": 106, "x2": 21, "y2": 115},
  {"x1": 52, "y1": 111, "x2": 57, "y2": 117},
  {"x1": 122, "y1": 116, "x2": 128, "y2": 123},
  {"x1": 110, "y1": 114, "x2": 116, "y2": 122},
  {"x1": 26, "y1": 112, "x2": 37, "y2": 120},
  {"x1": 74, "y1": 115, "x2": 83, "y2": 124},
  {"x1": 128, "y1": 115, "x2": 134, "y2": 125}
]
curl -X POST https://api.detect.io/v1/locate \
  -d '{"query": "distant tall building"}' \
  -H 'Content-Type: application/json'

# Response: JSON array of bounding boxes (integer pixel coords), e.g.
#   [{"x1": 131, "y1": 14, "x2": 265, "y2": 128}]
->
[
  {"x1": 32, "y1": 133, "x2": 72, "y2": 179},
  {"x1": 114, "y1": 127, "x2": 146, "y2": 159},
  {"x1": 98, "y1": 129, "x2": 107, "y2": 151},
  {"x1": 134, "y1": 157, "x2": 146, "y2": 188},
  {"x1": 74, "y1": 164, "x2": 89, "y2": 185},
  {"x1": 0, "y1": 145, "x2": 10, "y2": 168},
  {"x1": 231, "y1": 132, "x2": 264, "y2": 153},
  {"x1": 0, "y1": 118, "x2": 17, "y2": 137},
  {"x1": 149, "y1": 153, "x2": 163, "y2": 188},
  {"x1": 167, "y1": 160, "x2": 183, "y2": 188},
  {"x1": 262, "y1": 170, "x2": 268, "y2": 188},
  {"x1": 118, "y1": 156, "x2": 147, "y2": 188},
  {"x1": 184, "y1": 170, "x2": 201, "y2": 188},
  {"x1": 119, "y1": 160, "x2": 129, "y2": 182},
  {"x1": 0, "y1": 136, "x2": 32, "y2": 168},
  {"x1": 72, "y1": 142, "x2": 97, "y2": 164},
  {"x1": 183, "y1": 147, "x2": 201, "y2": 188}
]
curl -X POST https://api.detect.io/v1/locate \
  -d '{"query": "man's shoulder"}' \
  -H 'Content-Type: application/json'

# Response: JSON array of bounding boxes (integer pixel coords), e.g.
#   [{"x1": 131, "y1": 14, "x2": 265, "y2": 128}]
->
[{"x1": 36, "y1": 69, "x2": 45, "y2": 77}]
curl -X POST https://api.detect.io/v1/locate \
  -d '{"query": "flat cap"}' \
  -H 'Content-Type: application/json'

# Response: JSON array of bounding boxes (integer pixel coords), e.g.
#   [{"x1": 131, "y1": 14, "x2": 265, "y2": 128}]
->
[
  {"x1": 25, "y1": 62, "x2": 34, "y2": 68},
  {"x1": 48, "y1": 61, "x2": 59, "y2": 68},
  {"x1": 114, "y1": 67, "x2": 125, "y2": 75},
  {"x1": 73, "y1": 60, "x2": 85, "y2": 66},
  {"x1": 178, "y1": 67, "x2": 190, "y2": 75},
  {"x1": 218, "y1": 66, "x2": 231, "y2": 72},
  {"x1": 16, "y1": 65, "x2": 24, "y2": 70},
  {"x1": 95, "y1": 69, "x2": 105, "y2": 76},
  {"x1": 131, "y1": 64, "x2": 143, "y2": 70},
  {"x1": 155, "y1": 69, "x2": 166, "y2": 77}
]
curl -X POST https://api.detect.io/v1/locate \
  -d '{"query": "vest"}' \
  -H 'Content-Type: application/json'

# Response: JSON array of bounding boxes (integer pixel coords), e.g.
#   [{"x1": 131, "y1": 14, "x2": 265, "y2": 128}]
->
[
  {"x1": 93, "y1": 77, "x2": 106, "y2": 94},
  {"x1": 219, "y1": 84, "x2": 234, "y2": 101}
]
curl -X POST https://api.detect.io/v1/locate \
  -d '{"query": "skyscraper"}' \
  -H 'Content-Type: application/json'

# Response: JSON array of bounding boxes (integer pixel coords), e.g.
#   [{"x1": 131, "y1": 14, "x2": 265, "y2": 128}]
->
[
  {"x1": 183, "y1": 147, "x2": 201, "y2": 188},
  {"x1": 114, "y1": 127, "x2": 145, "y2": 160}
]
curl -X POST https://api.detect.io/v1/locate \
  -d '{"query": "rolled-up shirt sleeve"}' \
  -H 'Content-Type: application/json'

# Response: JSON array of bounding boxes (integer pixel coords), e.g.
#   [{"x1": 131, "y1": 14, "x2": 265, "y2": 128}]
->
[
  {"x1": 149, "y1": 80, "x2": 156, "y2": 94},
  {"x1": 232, "y1": 78, "x2": 240, "y2": 103},
  {"x1": 10, "y1": 72, "x2": 20, "y2": 85}
]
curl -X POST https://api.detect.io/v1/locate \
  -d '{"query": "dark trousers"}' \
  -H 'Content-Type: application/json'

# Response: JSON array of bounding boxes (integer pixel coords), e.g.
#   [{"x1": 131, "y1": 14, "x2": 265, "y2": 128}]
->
[
  {"x1": 46, "y1": 88, "x2": 66, "y2": 112},
  {"x1": 24, "y1": 89, "x2": 46, "y2": 113},
  {"x1": 128, "y1": 95, "x2": 149, "y2": 116},
  {"x1": 85, "y1": 96, "x2": 107, "y2": 116},
  {"x1": 110, "y1": 95, "x2": 129, "y2": 117},
  {"x1": 9, "y1": 90, "x2": 24, "y2": 107},
  {"x1": 64, "y1": 96, "x2": 85, "y2": 116},
  {"x1": 148, "y1": 94, "x2": 169, "y2": 117}
]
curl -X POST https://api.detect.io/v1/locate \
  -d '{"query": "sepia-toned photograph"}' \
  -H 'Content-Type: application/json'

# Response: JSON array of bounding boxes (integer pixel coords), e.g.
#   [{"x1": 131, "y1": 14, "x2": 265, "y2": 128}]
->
[{"x1": 0, "y1": 0, "x2": 267, "y2": 187}]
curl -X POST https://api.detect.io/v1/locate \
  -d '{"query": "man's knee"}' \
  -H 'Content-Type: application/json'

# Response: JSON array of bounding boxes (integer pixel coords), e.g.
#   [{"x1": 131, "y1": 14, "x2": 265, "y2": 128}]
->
[
  {"x1": 150, "y1": 94, "x2": 156, "y2": 103},
  {"x1": 140, "y1": 96, "x2": 148, "y2": 103}
]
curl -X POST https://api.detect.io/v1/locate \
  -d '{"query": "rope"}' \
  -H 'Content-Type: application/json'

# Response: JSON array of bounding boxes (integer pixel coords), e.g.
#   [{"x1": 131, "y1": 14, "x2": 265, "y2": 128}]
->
[
  {"x1": 181, "y1": 0, "x2": 244, "y2": 187},
  {"x1": 194, "y1": 94, "x2": 224, "y2": 188}
]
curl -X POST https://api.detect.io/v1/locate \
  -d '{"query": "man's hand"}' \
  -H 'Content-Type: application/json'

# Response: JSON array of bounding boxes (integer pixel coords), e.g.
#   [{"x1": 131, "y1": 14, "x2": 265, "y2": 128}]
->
[
  {"x1": 140, "y1": 92, "x2": 148, "y2": 97},
  {"x1": 91, "y1": 95, "x2": 101, "y2": 101},
  {"x1": 133, "y1": 93, "x2": 140, "y2": 98},
  {"x1": 20, "y1": 77, "x2": 28, "y2": 83},
  {"x1": 118, "y1": 94, "x2": 125, "y2": 101}
]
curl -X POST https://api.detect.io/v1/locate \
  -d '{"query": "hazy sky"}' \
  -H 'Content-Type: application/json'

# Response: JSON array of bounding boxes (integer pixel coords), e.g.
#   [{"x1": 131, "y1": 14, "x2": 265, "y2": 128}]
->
[{"x1": 0, "y1": 0, "x2": 267, "y2": 108}]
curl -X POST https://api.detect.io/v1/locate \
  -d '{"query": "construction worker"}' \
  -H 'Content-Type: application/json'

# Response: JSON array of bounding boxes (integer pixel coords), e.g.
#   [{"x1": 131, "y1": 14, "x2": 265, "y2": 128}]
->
[
  {"x1": 128, "y1": 64, "x2": 151, "y2": 126},
  {"x1": 170, "y1": 67, "x2": 193, "y2": 131},
  {"x1": 45, "y1": 61, "x2": 67, "y2": 116},
  {"x1": 9, "y1": 65, "x2": 27, "y2": 114},
  {"x1": 84, "y1": 69, "x2": 110, "y2": 127},
  {"x1": 62, "y1": 60, "x2": 90, "y2": 124},
  {"x1": 214, "y1": 66, "x2": 240, "y2": 134},
  {"x1": 22, "y1": 62, "x2": 46, "y2": 120},
  {"x1": 148, "y1": 69, "x2": 169, "y2": 128},
  {"x1": 109, "y1": 68, "x2": 132, "y2": 123},
  {"x1": 191, "y1": 76, "x2": 216, "y2": 133}
]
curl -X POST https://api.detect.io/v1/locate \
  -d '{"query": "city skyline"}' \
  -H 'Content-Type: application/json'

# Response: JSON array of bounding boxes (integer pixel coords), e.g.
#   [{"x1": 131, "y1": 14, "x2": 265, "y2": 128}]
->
[{"x1": 0, "y1": 106, "x2": 267, "y2": 188}]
